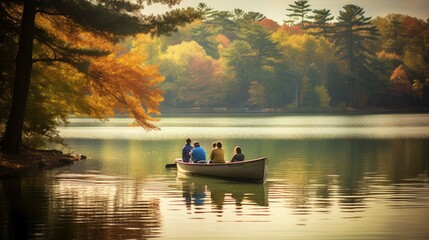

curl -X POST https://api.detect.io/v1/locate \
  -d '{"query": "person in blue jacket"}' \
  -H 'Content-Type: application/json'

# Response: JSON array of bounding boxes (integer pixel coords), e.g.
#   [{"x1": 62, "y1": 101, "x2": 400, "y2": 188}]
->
[
  {"x1": 190, "y1": 141, "x2": 207, "y2": 163},
  {"x1": 182, "y1": 138, "x2": 193, "y2": 162}
]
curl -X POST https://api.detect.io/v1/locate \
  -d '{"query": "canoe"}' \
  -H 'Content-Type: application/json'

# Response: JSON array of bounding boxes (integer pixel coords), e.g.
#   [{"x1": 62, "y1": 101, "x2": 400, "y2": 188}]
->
[{"x1": 175, "y1": 157, "x2": 268, "y2": 182}]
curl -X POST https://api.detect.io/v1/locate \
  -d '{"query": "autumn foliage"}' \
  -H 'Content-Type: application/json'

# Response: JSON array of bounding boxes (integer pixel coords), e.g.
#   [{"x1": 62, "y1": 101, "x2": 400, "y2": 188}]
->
[
  {"x1": 35, "y1": 11, "x2": 166, "y2": 130},
  {"x1": 390, "y1": 65, "x2": 411, "y2": 96}
]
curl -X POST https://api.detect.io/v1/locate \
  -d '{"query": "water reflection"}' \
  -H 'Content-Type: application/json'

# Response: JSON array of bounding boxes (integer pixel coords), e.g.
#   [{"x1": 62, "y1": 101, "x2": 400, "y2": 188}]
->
[
  {"x1": 1, "y1": 114, "x2": 429, "y2": 239},
  {"x1": 0, "y1": 175, "x2": 30, "y2": 240},
  {"x1": 52, "y1": 172, "x2": 162, "y2": 239},
  {"x1": 176, "y1": 175, "x2": 268, "y2": 216}
]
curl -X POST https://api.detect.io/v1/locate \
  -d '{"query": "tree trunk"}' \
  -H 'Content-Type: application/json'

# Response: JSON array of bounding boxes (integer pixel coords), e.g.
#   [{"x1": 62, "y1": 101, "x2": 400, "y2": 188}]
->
[
  {"x1": 346, "y1": 25, "x2": 353, "y2": 73},
  {"x1": 1, "y1": 0, "x2": 36, "y2": 154}
]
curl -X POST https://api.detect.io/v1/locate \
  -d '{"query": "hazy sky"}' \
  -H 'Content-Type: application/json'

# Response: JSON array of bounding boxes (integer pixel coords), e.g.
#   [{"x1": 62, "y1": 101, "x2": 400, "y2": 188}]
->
[{"x1": 148, "y1": 0, "x2": 429, "y2": 23}]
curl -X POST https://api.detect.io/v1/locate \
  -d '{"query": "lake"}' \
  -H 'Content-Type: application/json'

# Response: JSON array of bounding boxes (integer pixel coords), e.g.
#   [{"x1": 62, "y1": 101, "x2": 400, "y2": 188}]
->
[{"x1": 1, "y1": 113, "x2": 429, "y2": 240}]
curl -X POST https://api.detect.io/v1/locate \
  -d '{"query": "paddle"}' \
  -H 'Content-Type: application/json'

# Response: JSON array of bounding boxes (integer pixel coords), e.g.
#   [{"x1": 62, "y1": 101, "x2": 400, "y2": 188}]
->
[{"x1": 165, "y1": 163, "x2": 177, "y2": 169}]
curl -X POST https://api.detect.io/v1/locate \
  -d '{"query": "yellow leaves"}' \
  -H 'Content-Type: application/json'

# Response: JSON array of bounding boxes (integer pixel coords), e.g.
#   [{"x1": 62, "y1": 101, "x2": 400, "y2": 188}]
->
[
  {"x1": 161, "y1": 41, "x2": 209, "y2": 65},
  {"x1": 33, "y1": 12, "x2": 166, "y2": 130},
  {"x1": 315, "y1": 85, "x2": 331, "y2": 108}
]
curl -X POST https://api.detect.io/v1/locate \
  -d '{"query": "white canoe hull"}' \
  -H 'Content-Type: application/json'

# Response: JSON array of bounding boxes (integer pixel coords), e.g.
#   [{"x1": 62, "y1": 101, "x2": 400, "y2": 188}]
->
[{"x1": 176, "y1": 157, "x2": 268, "y2": 182}]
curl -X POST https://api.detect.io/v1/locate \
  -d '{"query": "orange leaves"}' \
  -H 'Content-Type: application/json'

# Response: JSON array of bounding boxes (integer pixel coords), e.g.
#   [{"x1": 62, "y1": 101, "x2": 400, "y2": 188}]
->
[
  {"x1": 34, "y1": 12, "x2": 165, "y2": 130},
  {"x1": 88, "y1": 50, "x2": 165, "y2": 129},
  {"x1": 390, "y1": 65, "x2": 411, "y2": 97},
  {"x1": 214, "y1": 34, "x2": 231, "y2": 48},
  {"x1": 259, "y1": 18, "x2": 280, "y2": 31},
  {"x1": 186, "y1": 54, "x2": 225, "y2": 106}
]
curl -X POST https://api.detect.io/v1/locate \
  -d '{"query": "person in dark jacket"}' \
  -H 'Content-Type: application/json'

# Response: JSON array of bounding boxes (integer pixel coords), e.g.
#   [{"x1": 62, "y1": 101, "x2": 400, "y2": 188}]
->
[
  {"x1": 182, "y1": 138, "x2": 193, "y2": 162},
  {"x1": 230, "y1": 146, "x2": 245, "y2": 162}
]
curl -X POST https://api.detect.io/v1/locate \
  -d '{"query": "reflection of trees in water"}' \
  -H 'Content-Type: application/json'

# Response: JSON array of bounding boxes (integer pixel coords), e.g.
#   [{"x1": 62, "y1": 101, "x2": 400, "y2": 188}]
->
[
  {"x1": 0, "y1": 173, "x2": 161, "y2": 239},
  {"x1": 50, "y1": 175, "x2": 162, "y2": 239},
  {"x1": 2, "y1": 173, "x2": 151, "y2": 239},
  {"x1": 1, "y1": 174, "x2": 31, "y2": 240},
  {"x1": 267, "y1": 139, "x2": 429, "y2": 225}
]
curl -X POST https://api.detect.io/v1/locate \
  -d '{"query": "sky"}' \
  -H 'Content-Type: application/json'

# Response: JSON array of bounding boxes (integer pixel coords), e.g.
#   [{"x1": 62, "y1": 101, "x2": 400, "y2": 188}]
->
[{"x1": 147, "y1": 0, "x2": 429, "y2": 23}]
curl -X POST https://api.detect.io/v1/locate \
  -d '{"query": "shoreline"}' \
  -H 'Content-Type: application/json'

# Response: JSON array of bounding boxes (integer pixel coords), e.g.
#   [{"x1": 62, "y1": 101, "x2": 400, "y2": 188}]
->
[
  {"x1": 158, "y1": 106, "x2": 429, "y2": 115},
  {"x1": 0, "y1": 148, "x2": 85, "y2": 176}
]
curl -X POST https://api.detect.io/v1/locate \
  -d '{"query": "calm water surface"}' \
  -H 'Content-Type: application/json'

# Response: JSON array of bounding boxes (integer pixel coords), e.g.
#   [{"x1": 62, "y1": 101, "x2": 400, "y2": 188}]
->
[{"x1": 1, "y1": 114, "x2": 429, "y2": 240}]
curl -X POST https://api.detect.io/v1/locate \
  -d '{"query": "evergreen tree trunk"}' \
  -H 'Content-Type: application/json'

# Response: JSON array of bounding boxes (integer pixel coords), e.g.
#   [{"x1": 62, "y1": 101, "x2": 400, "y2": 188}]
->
[
  {"x1": 1, "y1": 0, "x2": 36, "y2": 154},
  {"x1": 346, "y1": 25, "x2": 353, "y2": 73}
]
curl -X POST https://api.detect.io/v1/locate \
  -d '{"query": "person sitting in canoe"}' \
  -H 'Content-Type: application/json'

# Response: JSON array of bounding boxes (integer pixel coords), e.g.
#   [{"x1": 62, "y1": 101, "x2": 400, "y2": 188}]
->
[
  {"x1": 190, "y1": 141, "x2": 207, "y2": 163},
  {"x1": 181, "y1": 138, "x2": 193, "y2": 162},
  {"x1": 207, "y1": 142, "x2": 216, "y2": 163},
  {"x1": 230, "y1": 146, "x2": 245, "y2": 162},
  {"x1": 209, "y1": 141, "x2": 226, "y2": 163}
]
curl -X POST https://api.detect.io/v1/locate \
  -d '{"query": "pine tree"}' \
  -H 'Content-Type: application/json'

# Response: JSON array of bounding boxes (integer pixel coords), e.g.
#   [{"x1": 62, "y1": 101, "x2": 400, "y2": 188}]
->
[
  {"x1": 334, "y1": 4, "x2": 379, "y2": 73},
  {"x1": 308, "y1": 9, "x2": 334, "y2": 39},
  {"x1": 285, "y1": 0, "x2": 312, "y2": 30},
  {"x1": 191, "y1": 3, "x2": 219, "y2": 58}
]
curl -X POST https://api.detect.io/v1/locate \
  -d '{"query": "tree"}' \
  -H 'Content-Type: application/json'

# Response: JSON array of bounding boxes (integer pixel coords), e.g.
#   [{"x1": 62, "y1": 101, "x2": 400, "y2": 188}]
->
[
  {"x1": 272, "y1": 30, "x2": 335, "y2": 108},
  {"x1": 159, "y1": 41, "x2": 225, "y2": 107},
  {"x1": 186, "y1": 55, "x2": 224, "y2": 106},
  {"x1": 222, "y1": 40, "x2": 256, "y2": 106},
  {"x1": 196, "y1": 2, "x2": 217, "y2": 22},
  {"x1": 334, "y1": 4, "x2": 379, "y2": 74},
  {"x1": 285, "y1": 0, "x2": 311, "y2": 29},
  {"x1": 1, "y1": 0, "x2": 201, "y2": 154},
  {"x1": 315, "y1": 85, "x2": 331, "y2": 108},
  {"x1": 268, "y1": 62, "x2": 297, "y2": 108},
  {"x1": 308, "y1": 9, "x2": 334, "y2": 39},
  {"x1": 191, "y1": 23, "x2": 219, "y2": 58},
  {"x1": 412, "y1": 79, "x2": 424, "y2": 100},
  {"x1": 207, "y1": 8, "x2": 265, "y2": 41},
  {"x1": 384, "y1": 14, "x2": 404, "y2": 55},
  {"x1": 259, "y1": 18, "x2": 280, "y2": 32},
  {"x1": 240, "y1": 24, "x2": 280, "y2": 79},
  {"x1": 390, "y1": 65, "x2": 411, "y2": 96},
  {"x1": 248, "y1": 81, "x2": 266, "y2": 108},
  {"x1": 191, "y1": 3, "x2": 219, "y2": 58},
  {"x1": 159, "y1": 41, "x2": 205, "y2": 105},
  {"x1": 361, "y1": 52, "x2": 401, "y2": 106}
]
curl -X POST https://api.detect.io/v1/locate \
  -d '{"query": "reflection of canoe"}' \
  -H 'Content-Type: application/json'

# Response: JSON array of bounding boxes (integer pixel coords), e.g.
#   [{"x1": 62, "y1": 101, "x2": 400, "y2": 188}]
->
[{"x1": 176, "y1": 157, "x2": 268, "y2": 182}]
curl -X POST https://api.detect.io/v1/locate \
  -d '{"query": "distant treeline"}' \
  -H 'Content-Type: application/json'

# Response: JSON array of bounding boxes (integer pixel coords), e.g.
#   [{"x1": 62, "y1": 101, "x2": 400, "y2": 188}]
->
[{"x1": 152, "y1": 2, "x2": 429, "y2": 110}]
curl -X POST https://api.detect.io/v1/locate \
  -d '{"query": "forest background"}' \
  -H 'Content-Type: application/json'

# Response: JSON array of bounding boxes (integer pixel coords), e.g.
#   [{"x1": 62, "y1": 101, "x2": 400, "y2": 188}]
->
[{"x1": 1, "y1": 0, "x2": 428, "y2": 150}]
